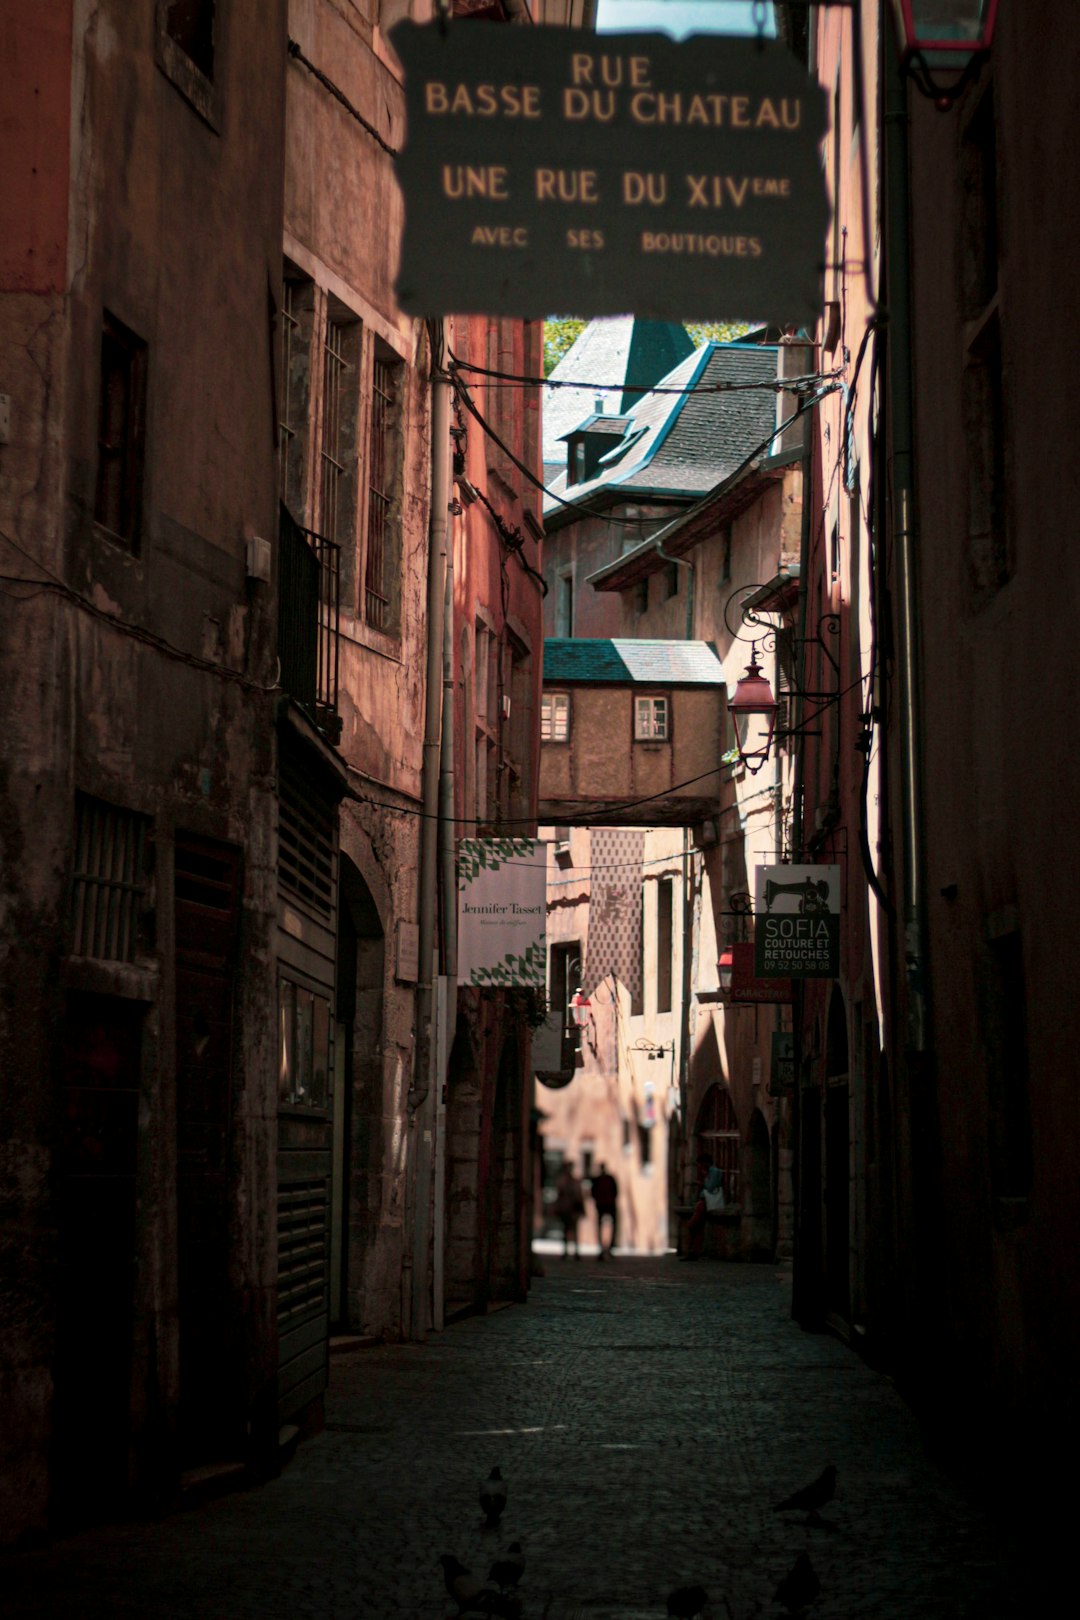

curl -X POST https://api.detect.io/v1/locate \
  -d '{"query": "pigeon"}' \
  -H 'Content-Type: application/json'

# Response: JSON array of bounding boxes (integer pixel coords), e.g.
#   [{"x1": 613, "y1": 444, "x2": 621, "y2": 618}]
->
[
  {"x1": 479, "y1": 1465, "x2": 508, "y2": 1527},
  {"x1": 439, "y1": 1554, "x2": 486, "y2": 1615},
  {"x1": 667, "y1": 1584, "x2": 709, "y2": 1618},
  {"x1": 488, "y1": 1541, "x2": 525, "y2": 1591},
  {"x1": 774, "y1": 1551, "x2": 821, "y2": 1614},
  {"x1": 773, "y1": 1464, "x2": 837, "y2": 1521}
]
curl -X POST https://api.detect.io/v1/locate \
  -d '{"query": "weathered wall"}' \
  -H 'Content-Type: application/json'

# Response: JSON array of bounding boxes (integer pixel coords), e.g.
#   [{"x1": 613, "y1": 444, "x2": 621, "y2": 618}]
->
[{"x1": 0, "y1": 0, "x2": 287, "y2": 1536}]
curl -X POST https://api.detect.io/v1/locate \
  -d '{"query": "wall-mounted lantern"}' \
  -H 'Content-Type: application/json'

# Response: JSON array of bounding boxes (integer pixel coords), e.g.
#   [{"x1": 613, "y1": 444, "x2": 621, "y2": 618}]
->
[
  {"x1": 718, "y1": 950, "x2": 734, "y2": 995},
  {"x1": 727, "y1": 645, "x2": 777, "y2": 776},
  {"x1": 889, "y1": 0, "x2": 998, "y2": 107}
]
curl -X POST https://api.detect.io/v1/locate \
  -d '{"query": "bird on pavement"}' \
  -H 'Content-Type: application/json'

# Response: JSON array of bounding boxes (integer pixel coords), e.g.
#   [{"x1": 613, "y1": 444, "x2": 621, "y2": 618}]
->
[
  {"x1": 439, "y1": 1554, "x2": 486, "y2": 1615},
  {"x1": 667, "y1": 1584, "x2": 709, "y2": 1618},
  {"x1": 774, "y1": 1551, "x2": 821, "y2": 1614},
  {"x1": 773, "y1": 1464, "x2": 837, "y2": 1522},
  {"x1": 479, "y1": 1465, "x2": 508, "y2": 1527},
  {"x1": 488, "y1": 1540, "x2": 525, "y2": 1591}
]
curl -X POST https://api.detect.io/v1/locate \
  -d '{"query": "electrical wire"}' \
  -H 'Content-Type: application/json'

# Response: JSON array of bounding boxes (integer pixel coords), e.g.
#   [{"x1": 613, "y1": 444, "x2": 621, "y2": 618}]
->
[
  {"x1": 452, "y1": 350, "x2": 844, "y2": 398},
  {"x1": 0, "y1": 530, "x2": 279, "y2": 695}
]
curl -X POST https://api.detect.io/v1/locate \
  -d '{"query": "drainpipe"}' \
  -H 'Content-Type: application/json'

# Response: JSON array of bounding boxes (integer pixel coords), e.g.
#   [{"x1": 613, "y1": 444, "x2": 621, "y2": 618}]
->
[
  {"x1": 432, "y1": 511, "x2": 458, "y2": 1332},
  {"x1": 883, "y1": 31, "x2": 928, "y2": 1057},
  {"x1": 651, "y1": 537, "x2": 696, "y2": 1208},
  {"x1": 410, "y1": 319, "x2": 451, "y2": 1340}
]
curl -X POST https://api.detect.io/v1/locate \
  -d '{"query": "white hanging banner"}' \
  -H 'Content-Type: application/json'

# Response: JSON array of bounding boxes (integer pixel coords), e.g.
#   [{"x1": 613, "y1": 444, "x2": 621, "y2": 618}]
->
[{"x1": 457, "y1": 838, "x2": 546, "y2": 986}]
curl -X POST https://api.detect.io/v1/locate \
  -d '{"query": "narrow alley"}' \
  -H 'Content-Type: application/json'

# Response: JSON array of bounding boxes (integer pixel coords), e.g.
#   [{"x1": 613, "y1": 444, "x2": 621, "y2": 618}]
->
[{"x1": 2, "y1": 1259, "x2": 1029, "y2": 1619}]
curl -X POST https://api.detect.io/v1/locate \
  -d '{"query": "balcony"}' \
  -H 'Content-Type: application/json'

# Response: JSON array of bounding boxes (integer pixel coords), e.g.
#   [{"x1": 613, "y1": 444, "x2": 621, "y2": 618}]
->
[{"x1": 278, "y1": 504, "x2": 341, "y2": 744}]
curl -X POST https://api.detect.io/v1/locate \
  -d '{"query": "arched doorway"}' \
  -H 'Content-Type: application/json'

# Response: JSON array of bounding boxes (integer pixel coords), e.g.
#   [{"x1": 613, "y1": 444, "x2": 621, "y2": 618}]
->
[
  {"x1": 336, "y1": 854, "x2": 384, "y2": 1334},
  {"x1": 824, "y1": 986, "x2": 850, "y2": 1327},
  {"x1": 694, "y1": 1082, "x2": 741, "y2": 1205}
]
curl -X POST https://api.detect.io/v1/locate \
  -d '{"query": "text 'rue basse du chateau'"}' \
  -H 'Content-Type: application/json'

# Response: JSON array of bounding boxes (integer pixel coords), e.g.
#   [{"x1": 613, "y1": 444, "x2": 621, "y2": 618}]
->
[{"x1": 423, "y1": 51, "x2": 803, "y2": 256}]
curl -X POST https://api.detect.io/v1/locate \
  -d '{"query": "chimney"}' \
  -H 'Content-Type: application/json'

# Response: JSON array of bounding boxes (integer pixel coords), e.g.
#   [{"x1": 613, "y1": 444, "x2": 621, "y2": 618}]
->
[{"x1": 775, "y1": 335, "x2": 814, "y2": 456}]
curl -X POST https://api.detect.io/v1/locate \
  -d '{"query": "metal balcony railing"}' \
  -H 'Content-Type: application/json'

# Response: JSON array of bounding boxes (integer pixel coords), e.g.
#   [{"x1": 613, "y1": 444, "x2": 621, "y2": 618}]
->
[{"x1": 278, "y1": 503, "x2": 341, "y2": 740}]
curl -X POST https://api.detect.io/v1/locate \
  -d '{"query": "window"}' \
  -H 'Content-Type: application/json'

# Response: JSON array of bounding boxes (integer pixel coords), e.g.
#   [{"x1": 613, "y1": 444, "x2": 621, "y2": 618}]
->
[
  {"x1": 70, "y1": 796, "x2": 150, "y2": 963},
  {"x1": 279, "y1": 273, "x2": 314, "y2": 515},
  {"x1": 664, "y1": 561, "x2": 680, "y2": 600},
  {"x1": 364, "y1": 349, "x2": 401, "y2": 630},
  {"x1": 164, "y1": 0, "x2": 215, "y2": 80},
  {"x1": 635, "y1": 577, "x2": 649, "y2": 615},
  {"x1": 156, "y1": 0, "x2": 220, "y2": 125},
  {"x1": 278, "y1": 976, "x2": 331, "y2": 1110},
  {"x1": 320, "y1": 314, "x2": 359, "y2": 551},
  {"x1": 94, "y1": 313, "x2": 147, "y2": 549},
  {"x1": 548, "y1": 940, "x2": 582, "y2": 1062},
  {"x1": 541, "y1": 691, "x2": 570, "y2": 742},
  {"x1": 656, "y1": 877, "x2": 673, "y2": 1014},
  {"x1": 555, "y1": 572, "x2": 573, "y2": 638},
  {"x1": 720, "y1": 523, "x2": 732, "y2": 585},
  {"x1": 634, "y1": 694, "x2": 669, "y2": 741}
]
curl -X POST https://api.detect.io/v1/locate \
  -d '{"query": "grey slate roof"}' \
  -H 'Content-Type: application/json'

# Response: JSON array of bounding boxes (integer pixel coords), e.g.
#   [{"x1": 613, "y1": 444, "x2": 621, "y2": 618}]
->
[
  {"x1": 544, "y1": 638, "x2": 725, "y2": 686},
  {"x1": 544, "y1": 341, "x2": 779, "y2": 516},
  {"x1": 541, "y1": 317, "x2": 695, "y2": 473}
]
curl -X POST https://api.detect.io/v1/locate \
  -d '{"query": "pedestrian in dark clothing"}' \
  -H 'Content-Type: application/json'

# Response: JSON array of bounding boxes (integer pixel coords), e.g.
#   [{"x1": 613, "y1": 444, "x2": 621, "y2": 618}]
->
[
  {"x1": 553, "y1": 1162, "x2": 586, "y2": 1258},
  {"x1": 591, "y1": 1162, "x2": 618, "y2": 1259}
]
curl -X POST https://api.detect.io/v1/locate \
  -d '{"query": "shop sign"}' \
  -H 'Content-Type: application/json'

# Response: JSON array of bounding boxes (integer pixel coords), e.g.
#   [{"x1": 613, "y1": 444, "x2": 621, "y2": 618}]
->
[
  {"x1": 391, "y1": 23, "x2": 830, "y2": 323},
  {"x1": 457, "y1": 837, "x2": 546, "y2": 986},
  {"x1": 754, "y1": 864, "x2": 840, "y2": 978}
]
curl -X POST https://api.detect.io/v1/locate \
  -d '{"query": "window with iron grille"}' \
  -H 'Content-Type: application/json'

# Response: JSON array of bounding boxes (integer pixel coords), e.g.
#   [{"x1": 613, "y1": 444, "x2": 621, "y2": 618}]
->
[
  {"x1": 94, "y1": 313, "x2": 147, "y2": 550},
  {"x1": 634, "y1": 694, "x2": 669, "y2": 741},
  {"x1": 277, "y1": 759, "x2": 336, "y2": 921},
  {"x1": 70, "y1": 796, "x2": 150, "y2": 963},
  {"x1": 320, "y1": 315, "x2": 359, "y2": 550},
  {"x1": 279, "y1": 274, "x2": 314, "y2": 515},
  {"x1": 365, "y1": 352, "x2": 400, "y2": 631}
]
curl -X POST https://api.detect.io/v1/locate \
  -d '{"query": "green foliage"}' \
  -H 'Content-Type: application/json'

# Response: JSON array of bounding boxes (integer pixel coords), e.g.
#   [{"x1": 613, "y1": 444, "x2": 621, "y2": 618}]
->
[
  {"x1": 543, "y1": 318, "x2": 754, "y2": 377},
  {"x1": 685, "y1": 320, "x2": 754, "y2": 346},
  {"x1": 543, "y1": 318, "x2": 587, "y2": 376}
]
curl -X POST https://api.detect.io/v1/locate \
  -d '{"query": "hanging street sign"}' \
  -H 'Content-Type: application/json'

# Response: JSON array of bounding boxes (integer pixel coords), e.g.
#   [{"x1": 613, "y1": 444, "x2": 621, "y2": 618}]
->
[
  {"x1": 390, "y1": 23, "x2": 830, "y2": 324},
  {"x1": 754, "y1": 864, "x2": 840, "y2": 979},
  {"x1": 457, "y1": 837, "x2": 546, "y2": 986}
]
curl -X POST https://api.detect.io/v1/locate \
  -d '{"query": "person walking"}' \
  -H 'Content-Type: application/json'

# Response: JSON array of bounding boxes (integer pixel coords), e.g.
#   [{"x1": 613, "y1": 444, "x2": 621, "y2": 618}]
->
[
  {"x1": 590, "y1": 1162, "x2": 618, "y2": 1260},
  {"x1": 553, "y1": 1161, "x2": 586, "y2": 1259}
]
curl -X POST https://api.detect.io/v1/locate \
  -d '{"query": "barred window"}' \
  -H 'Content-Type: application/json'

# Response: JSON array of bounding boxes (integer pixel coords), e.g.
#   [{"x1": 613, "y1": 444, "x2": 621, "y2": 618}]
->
[
  {"x1": 70, "y1": 796, "x2": 150, "y2": 963},
  {"x1": 365, "y1": 353, "x2": 400, "y2": 630},
  {"x1": 279, "y1": 274, "x2": 314, "y2": 514}
]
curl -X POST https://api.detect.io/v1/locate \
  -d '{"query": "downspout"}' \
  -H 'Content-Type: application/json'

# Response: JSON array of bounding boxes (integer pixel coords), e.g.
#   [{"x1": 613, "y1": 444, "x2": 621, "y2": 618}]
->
[
  {"x1": 652, "y1": 537, "x2": 696, "y2": 1213},
  {"x1": 433, "y1": 509, "x2": 458, "y2": 1332},
  {"x1": 789, "y1": 371, "x2": 815, "y2": 1299},
  {"x1": 410, "y1": 319, "x2": 451, "y2": 1341},
  {"x1": 883, "y1": 30, "x2": 929, "y2": 1056}
]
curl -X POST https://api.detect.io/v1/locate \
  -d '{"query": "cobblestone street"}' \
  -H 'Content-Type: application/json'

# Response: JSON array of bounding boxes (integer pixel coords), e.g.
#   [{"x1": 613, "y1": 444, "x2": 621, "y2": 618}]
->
[{"x1": 3, "y1": 1258, "x2": 1031, "y2": 1619}]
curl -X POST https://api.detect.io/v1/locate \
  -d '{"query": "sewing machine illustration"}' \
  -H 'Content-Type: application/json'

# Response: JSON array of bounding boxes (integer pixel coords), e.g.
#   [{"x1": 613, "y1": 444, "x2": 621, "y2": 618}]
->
[{"x1": 763, "y1": 877, "x2": 831, "y2": 916}]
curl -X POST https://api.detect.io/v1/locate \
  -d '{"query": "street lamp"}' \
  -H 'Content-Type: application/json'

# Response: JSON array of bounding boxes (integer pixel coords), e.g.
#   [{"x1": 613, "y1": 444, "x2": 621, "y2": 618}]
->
[
  {"x1": 888, "y1": 1, "x2": 998, "y2": 107},
  {"x1": 569, "y1": 988, "x2": 591, "y2": 1029},
  {"x1": 727, "y1": 645, "x2": 777, "y2": 777},
  {"x1": 718, "y1": 950, "x2": 734, "y2": 995}
]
